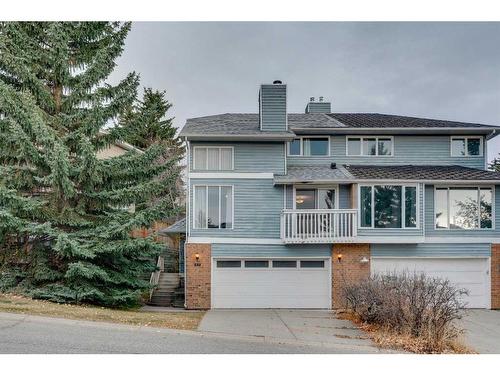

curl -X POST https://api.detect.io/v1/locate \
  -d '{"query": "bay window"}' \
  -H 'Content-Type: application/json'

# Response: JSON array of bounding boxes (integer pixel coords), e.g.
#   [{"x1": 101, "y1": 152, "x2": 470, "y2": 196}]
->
[
  {"x1": 194, "y1": 185, "x2": 233, "y2": 229},
  {"x1": 193, "y1": 147, "x2": 233, "y2": 170},
  {"x1": 359, "y1": 185, "x2": 418, "y2": 228},
  {"x1": 435, "y1": 186, "x2": 492, "y2": 229},
  {"x1": 347, "y1": 137, "x2": 393, "y2": 156}
]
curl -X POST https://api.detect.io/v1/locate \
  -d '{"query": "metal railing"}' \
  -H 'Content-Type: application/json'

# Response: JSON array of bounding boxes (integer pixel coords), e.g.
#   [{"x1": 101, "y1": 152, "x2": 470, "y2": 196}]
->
[
  {"x1": 280, "y1": 209, "x2": 358, "y2": 244},
  {"x1": 149, "y1": 255, "x2": 164, "y2": 301}
]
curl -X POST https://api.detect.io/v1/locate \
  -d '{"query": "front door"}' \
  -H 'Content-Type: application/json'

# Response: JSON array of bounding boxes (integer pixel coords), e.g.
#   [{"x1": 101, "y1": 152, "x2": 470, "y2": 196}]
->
[{"x1": 294, "y1": 188, "x2": 337, "y2": 236}]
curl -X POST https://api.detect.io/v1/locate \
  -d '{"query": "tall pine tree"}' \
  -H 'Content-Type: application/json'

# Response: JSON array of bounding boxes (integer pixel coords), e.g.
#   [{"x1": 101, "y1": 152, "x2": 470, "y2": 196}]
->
[
  {"x1": 0, "y1": 22, "x2": 182, "y2": 307},
  {"x1": 122, "y1": 87, "x2": 182, "y2": 151}
]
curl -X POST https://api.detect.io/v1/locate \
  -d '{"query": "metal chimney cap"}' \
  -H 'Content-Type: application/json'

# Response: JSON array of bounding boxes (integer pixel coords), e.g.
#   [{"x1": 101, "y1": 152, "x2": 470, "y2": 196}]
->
[
  {"x1": 273, "y1": 80, "x2": 283, "y2": 84},
  {"x1": 319, "y1": 96, "x2": 324, "y2": 102},
  {"x1": 310, "y1": 97, "x2": 315, "y2": 102}
]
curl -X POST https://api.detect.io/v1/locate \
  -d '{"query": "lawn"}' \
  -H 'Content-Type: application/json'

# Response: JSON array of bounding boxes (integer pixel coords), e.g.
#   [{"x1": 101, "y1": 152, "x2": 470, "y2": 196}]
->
[{"x1": 0, "y1": 294, "x2": 204, "y2": 330}]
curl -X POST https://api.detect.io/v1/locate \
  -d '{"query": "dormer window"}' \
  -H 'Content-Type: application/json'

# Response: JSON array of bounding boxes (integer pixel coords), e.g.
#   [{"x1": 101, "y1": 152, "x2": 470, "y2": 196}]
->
[
  {"x1": 451, "y1": 136, "x2": 482, "y2": 157},
  {"x1": 288, "y1": 137, "x2": 329, "y2": 156}
]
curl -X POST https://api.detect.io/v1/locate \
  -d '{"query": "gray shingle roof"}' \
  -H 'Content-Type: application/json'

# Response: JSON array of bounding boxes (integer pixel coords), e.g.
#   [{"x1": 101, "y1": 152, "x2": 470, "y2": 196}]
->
[
  {"x1": 326, "y1": 113, "x2": 496, "y2": 129},
  {"x1": 345, "y1": 165, "x2": 500, "y2": 181},
  {"x1": 274, "y1": 165, "x2": 354, "y2": 184},
  {"x1": 180, "y1": 113, "x2": 497, "y2": 139},
  {"x1": 160, "y1": 218, "x2": 186, "y2": 234}
]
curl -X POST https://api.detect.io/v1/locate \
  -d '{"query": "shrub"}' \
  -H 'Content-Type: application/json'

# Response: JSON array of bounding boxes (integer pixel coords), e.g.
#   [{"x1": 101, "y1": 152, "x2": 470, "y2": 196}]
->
[{"x1": 342, "y1": 271, "x2": 468, "y2": 352}]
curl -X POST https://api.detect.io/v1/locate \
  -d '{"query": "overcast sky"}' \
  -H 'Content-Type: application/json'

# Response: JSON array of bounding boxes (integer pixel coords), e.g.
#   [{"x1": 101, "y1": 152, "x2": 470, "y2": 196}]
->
[{"x1": 110, "y1": 22, "x2": 500, "y2": 161}]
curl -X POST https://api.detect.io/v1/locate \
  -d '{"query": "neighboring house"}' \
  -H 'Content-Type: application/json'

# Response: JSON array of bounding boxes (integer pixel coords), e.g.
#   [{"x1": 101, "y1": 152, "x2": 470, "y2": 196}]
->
[{"x1": 177, "y1": 80, "x2": 500, "y2": 310}]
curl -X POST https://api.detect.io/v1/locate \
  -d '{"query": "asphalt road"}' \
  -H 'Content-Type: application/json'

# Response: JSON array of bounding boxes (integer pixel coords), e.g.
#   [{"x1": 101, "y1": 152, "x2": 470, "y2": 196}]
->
[{"x1": 0, "y1": 312, "x2": 375, "y2": 354}]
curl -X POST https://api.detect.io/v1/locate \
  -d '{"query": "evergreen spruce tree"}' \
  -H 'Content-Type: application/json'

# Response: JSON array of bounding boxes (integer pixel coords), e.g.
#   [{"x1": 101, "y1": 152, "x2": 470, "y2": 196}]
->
[
  {"x1": 0, "y1": 22, "x2": 182, "y2": 307},
  {"x1": 122, "y1": 87, "x2": 183, "y2": 151}
]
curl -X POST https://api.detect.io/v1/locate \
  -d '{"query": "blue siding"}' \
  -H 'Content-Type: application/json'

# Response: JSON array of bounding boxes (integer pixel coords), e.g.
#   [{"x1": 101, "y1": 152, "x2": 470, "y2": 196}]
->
[
  {"x1": 287, "y1": 135, "x2": 485, "y2": 169},
  {"x1": 372, "y1": 243, "x2": 491, "y2": 257},
  {"x1": 425, "y1": 185, "x2": 500, "y2": 237},
  {"x1": 339, "y1": 184, "x2": 351, "y2": 209},
  {"x1": 212, "y1": 243, "x2": 331, "y2": 258},
  {"x1": 260, "y1": 84, "x2": 287, "y2": 132},
  {"x1": 190, "y1": 142, "x2": 285, "y2": 173},
  {"x1": 190, "y1": 178, "x2": 282, "y2": 238}
]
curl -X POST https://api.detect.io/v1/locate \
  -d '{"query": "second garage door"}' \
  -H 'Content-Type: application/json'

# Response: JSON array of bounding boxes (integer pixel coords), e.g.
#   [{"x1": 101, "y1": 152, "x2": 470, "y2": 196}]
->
[
  {"x1": 371, "y1": 257, "x2": 490, "y2": 308},
  {"x1": 212, "y1": 258, "x2": 331, "y2": 308}
]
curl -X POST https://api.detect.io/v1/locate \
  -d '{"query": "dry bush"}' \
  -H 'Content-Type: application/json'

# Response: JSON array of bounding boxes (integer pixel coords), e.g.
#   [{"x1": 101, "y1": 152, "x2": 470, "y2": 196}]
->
[{"x1": 342, "y1": 271, "x2": 468, "y2": 353}]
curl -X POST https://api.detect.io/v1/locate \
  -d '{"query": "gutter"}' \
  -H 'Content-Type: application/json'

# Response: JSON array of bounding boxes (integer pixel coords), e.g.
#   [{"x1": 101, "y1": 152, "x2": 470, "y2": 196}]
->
[{"x1": 273, "y1": 178, "x2": 500, "y2": 185}]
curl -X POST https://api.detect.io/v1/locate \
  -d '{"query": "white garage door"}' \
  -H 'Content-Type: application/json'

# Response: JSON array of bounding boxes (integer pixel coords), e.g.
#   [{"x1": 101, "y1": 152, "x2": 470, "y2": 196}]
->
[
  {"x1": 212, "y1": 258, "x2": 331, "y2": 308},
  {"x1": 371, "y1": 258, "x2": 490, "y2": 309}
]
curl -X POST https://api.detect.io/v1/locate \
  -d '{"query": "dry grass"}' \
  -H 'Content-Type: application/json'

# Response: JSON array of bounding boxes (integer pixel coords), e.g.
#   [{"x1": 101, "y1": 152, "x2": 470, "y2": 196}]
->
[
  {"x1": 337, "y1": 310, "x2": 475, "y2": 354},
  {"x1": 0, "y1": 293, "x2": 204, "y2": 330}
]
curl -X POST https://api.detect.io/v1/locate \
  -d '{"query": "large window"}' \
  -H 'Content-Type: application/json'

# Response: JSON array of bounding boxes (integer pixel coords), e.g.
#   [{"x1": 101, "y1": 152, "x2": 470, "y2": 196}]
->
[
  {"x1": 194, "y1": 185, "x2": 233, "y2": 229},
  {"x1": 193, "y1": 147, "x2": 233, "y2": 170},
  {"x1": 435, "y1": 187, "x2": 492, "y2": 229},
  {"x1": 347, "y1": 137, "x2": 393, "y2": 156},
  {"x1": 360, "y1": 185, "x2": 418, "y2": 228},
  {"x1": 288, "y1": 137, "x2": 329, "y2": 156},
  {"x1": 450, "y1": 137, "x2": 482, "y2": 157}
]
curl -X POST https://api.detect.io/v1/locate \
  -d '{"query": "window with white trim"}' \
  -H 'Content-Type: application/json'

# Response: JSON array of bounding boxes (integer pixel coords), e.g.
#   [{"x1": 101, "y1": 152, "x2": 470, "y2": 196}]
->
[
  {"x1": 347, "y1": 136, "x2": 393, "y2": 156},
  {"x1": 450, "y1": 137, "x2": 483, "y2": 157},
  {"x1": 193, "y1": 147, "x2": 233, "y2": 170},
  {"x1": 435, "y1": 186, "x2": 492, "y2": 229},
  {"x1": 359, "y1": 184, "x2": 418, "y2": 228},
  {"x1": 194, "y1": 185, "x2": 233, "y2": 229},
  {"x1": 288, "y1": 137, "x2": 329, "y2": 156}
]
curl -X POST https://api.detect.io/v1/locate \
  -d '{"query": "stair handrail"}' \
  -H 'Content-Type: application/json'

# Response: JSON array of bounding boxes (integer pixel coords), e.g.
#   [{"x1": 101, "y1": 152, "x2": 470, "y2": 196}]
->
[{"x1": 149, "y1": 255, "x2": 164, "y2": 301}]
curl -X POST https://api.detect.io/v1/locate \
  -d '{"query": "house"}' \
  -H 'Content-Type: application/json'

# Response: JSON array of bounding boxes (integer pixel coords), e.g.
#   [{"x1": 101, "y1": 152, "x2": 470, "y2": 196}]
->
[{"x1": 177, "y1": 80, "x2": 500, "y2": 310}]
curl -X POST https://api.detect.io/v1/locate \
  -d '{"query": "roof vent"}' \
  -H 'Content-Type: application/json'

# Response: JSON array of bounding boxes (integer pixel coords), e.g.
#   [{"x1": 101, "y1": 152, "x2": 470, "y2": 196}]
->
[
  {"x1": 310, "y1": 97, "x2": 315, "y2": 102},
  {"x1": 319, "y1": 96, "x2": 324, "y2": 102},
  {"x1": 330, "y1": 162, "x2": 337, "y2": 169},
  {"x1": 273, "y1": 80, "x2": 282, "y2": 84}
]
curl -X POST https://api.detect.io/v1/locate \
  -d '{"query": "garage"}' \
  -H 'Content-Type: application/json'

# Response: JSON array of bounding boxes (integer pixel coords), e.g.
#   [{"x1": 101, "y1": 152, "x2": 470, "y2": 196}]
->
[
  {"x1": 371, "y1": 257, "x2": 490, "y2": 309},
  {"x1": 211, "y1": 258, "x2": 331, "y2": 308}
]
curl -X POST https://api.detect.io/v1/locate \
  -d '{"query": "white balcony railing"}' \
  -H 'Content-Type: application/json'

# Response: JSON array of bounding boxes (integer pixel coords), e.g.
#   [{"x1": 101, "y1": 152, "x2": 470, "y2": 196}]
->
[{"x1": 280, "y1": 209, "x2": 358, "y2": 244}]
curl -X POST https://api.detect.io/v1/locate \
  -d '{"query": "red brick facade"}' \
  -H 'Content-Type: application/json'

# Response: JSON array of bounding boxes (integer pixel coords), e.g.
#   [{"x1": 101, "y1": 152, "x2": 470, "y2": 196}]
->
[
  {"x1": 331, "y1": 243, "x2": 370, "y2": 309},
  {"x1": 185, "y1": 243, "x2": 211, "y2": 309},
  {"x1": 492, "y1": 244, "x2": 500, "y2": 309}
]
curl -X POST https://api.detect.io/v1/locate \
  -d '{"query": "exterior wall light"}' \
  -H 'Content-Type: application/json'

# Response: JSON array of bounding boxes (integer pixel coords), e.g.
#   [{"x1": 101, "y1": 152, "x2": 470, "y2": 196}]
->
[
  {"x1": 360, "y1": 256, "x2": 369, "y2": 264},
  {"x1": 337, "y1": 254, "x2": 342, "y2": 262},
  {"x1": 195, "y1": 253, "x2": 200, "y2": 261}
]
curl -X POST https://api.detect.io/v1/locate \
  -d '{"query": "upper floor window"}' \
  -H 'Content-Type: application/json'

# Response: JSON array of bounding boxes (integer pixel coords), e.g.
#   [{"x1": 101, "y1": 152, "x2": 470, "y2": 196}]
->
[
  {"x1": 451, "y1": 137, "x2": 483, "y2": 157},
  {"x1": 193, "y1": 147, "x2": 233, "y2": 170},
  {"x1": 194, "y1": 185, "x2": 233, "y2": 229},
  {"x1": 347, "y1": 136, "x2": 393, "y2": 156},
  {"x1": 435, "y1": 186, "x2": 492, "y2": 230},
  {"x1": 359, "y1": 184, "x2": 417, "y2": 229},
  {"x1": 288, "y1": 137, "x2": 329, "y2": 156}
]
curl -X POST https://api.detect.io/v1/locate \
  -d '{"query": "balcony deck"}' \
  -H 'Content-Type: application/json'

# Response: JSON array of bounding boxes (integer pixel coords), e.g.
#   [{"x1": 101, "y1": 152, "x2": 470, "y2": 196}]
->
[{"x1": 280, "y1": 209, "x2": 358, "y2": 244}]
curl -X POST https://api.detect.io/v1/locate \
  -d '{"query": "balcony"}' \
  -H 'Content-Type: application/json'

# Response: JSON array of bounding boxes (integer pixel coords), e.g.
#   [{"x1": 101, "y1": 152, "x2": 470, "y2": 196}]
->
[{"x1": 280, "y1": 209, "x2": 358, "y2": 244}]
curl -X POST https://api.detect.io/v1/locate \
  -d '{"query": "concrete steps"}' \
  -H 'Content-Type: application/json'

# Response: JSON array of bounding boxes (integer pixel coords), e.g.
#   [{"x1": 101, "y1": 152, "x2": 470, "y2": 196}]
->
[{"x1": 148, "y1": 272, "x2": 184, "y2": 307}]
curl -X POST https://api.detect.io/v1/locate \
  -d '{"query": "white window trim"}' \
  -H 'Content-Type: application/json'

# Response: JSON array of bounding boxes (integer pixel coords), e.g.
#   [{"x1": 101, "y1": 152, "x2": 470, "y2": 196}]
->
[
  {"x1": 346, "y1": 136, "x2": 394, "y2": 157},
  {"x1": 192, "y1": 184, "x2": 234, "y2": 230},
  {"x1": 433, "y1": 185, "x2": 495, "y2": 231},
  {"x1": 287, "y1": 136, "x2": 330, "y2": 157},
  {"x1": 450, "y1": 136, "x2": 484, "y2": 157},
  {"x1": 192, "y1": 146, "x2": 234, "y2": 171},
  {"x1": 292, "y1": 185, "x2": 340, "y2": 209},
  {"x1": 357, "y1": 183, "x2": 420, "y2": 230}
]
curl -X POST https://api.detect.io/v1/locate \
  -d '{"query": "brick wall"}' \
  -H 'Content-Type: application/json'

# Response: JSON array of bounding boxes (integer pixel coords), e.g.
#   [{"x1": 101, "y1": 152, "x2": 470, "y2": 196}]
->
[
  {"x1": 185, "y1": 243, "x2": 211, "y2": 309},
  {"x1": 332, "y1": 243, "x2": 370, "y2": 309},
  {"x1": 492, "y1": 244, "x2": 500, "y2": 309}
]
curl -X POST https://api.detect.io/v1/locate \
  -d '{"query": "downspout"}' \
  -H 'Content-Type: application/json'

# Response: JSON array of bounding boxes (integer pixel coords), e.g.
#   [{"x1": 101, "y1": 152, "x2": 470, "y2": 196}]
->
[{"x1": 184, "y1": 137, "x2": 190, "y2": 308}]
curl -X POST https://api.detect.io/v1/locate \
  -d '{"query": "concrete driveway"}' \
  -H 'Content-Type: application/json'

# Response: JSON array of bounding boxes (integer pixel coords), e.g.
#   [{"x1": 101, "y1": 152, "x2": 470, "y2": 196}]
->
[
  {"x1": 198, "y1": 309, "x2": 387, "y2": 353},
  {"x1": 461, "y1": 310, "x2": 500, "y2": 354}
]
